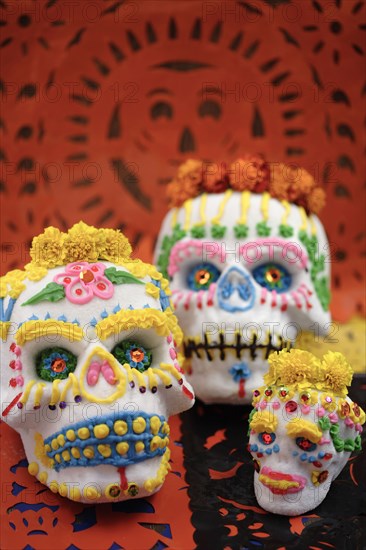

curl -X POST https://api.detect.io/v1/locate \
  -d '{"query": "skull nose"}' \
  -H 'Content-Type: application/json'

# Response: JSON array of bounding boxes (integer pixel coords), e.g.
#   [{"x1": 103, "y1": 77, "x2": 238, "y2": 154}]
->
[
  {"x1": 179, "y1": 126, "x2": 196, "y2": 152},
  {"x1": 80, "y1": 346, "x2": 126, "y2": 404},
  {"x1": 217, "y1": 266, "x2": 255, "y2": 313}
]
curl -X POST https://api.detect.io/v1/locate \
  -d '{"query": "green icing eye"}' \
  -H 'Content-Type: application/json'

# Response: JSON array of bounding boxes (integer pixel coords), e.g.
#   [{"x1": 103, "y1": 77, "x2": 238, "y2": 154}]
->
[
  {"x1": 35, "y1": 347, "x2": 77, "y2": 382},
  {"x1": 111, "y1": 340, "x2": 152, "y2": 373}
]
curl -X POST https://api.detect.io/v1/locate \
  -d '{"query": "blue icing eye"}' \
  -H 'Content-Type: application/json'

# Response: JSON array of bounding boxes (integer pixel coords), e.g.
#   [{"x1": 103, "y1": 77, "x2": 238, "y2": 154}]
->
[
  {"x1": 187, "y1": 262, "x2": 221, "y2": 291},
  {"x1": 252, "y1": 263, "x2": 291, "y2": 293},
  {"x1": 36, "y1": 347, "x2": 77, "y2": 382},
  {"x1": 111, "y1": 340, "x2": 152, "y2": 373},
  {"x1": 296, "y1": 437, "x2": 317, "y2": 452},
  {"x1": 258, "y1": 432, "x2": 276, "y2": 445}
]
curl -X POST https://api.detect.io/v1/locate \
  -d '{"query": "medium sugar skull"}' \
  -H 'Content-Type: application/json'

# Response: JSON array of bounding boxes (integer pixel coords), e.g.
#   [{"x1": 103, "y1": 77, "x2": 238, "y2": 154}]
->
[
  {"x1": 155, "y1": 157, "x2": 331, "y2": 404},
  {"x1": 0, "y1": 223, "x2": 194, "y2": 503},
  {"x1": 248, "y1": 349, "x2": 364, "y2": 515}
]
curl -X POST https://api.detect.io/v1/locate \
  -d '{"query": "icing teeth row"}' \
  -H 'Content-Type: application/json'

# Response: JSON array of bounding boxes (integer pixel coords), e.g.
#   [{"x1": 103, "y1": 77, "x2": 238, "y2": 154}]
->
[
  {"x1": 46, "y1": 418, "x2": 170, "y2": 450},
  {"x1": 50, "y1": 437, "x2": 170, "y2": 464}
]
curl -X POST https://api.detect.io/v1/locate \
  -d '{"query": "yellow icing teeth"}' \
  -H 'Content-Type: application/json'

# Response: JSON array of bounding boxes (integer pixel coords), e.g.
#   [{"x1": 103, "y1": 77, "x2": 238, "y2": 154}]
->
[
  {"x1": 150, "y1": 436, "x2": 162, "y2": 451},
  {"x1": 114, "y1": 420, "x2": 128, "y2": 435},
  {"x1": 78, "y1": 427, "x2": 90, "y2": 440},
  {"x1": 84, "y1": 486, "x2": 101, "y2": 500},
  {"x1": 51, "y1": 439, "x2": 59, "y2": 451},
  {"x1": 83, "y1": 446, "x2": 94, "y2": 459},
  {"x1": 150, "y1": 416, "x2": 161, "y2": 435},
  {"x1": 116, "y1": 442, "x2": 129, "y2": 455},
  {"x1": 94, "y1": 424, "x2": 110, "y2": 439},
  {"x1": 62, "y1": 450, "x2": 71, "y2": 462},
  {"x1": 28, "y1": 462, "x2": 39, "y2": 476},
  {"x1": 57, "y1": 434, "x2": 65, "y2": 447},
  {"x1": 135, "y1": 441, "x2": 145, "y2": 453},
  {"x1": 132, "y1": 417, "x2": 147, "y2": 434},
  {"x1": 97, "y1": 444, "x2": 112, "y2": 458},
  {"x1": 66, "y1": 430, "x2": 76, "y2": 442},
  {"x1": 71, "y1": 447, "x2": 81, "y2": 459}
]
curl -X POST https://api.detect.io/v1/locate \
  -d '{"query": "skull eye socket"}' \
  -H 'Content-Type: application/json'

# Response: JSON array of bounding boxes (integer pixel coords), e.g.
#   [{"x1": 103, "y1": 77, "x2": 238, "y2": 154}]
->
[
  {"x1": 187, "y1": 262, "x2": 221, "y2": 291},
  {"x1": 252, "y1": 263, "x2": 291, "y2": 293},
  {"x1": 111, "y1": 340, "x2": 152, "y2": 373},
  {"x1": 296, "y1": 437, "x2": 317, "y2": 452},
  {"x1": 259, "y1": 432, "x2": 276, "y2": 445},
  {"x1": 35, "y1": 347, "x2": 77, "y2": 382}
]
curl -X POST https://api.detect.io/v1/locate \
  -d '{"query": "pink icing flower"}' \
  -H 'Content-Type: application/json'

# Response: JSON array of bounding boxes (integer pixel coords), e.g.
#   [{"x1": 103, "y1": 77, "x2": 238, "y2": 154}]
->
[{"x1": 54, "y1": 262, "x2": 114, "y2": 305}]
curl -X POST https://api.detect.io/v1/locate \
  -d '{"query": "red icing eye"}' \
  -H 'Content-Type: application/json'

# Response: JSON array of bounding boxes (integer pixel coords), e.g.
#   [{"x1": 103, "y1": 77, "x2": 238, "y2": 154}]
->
[
  {"x1": 259, "y1": 432, "x2": 276, "y2": 445},
  {"x1": 296, "y1": 437, "x2": 317, "y2": 452}
]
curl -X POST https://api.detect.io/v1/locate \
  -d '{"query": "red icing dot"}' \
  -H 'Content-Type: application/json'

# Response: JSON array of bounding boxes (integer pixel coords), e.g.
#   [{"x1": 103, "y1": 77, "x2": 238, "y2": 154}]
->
[
  {"x1": 324, "y1": 453, "x2": 333, "y2": 460},
  {"x1": 285, "y1": 401, "x2": 298, "y2": 413},
  {"x1": 9, "y1": 360, "x2": 16, "y2": 370},
  {"x1": 97, "y1": 282, "x2": 106, "y2": 290},
  {"x1": 64, "y1": 277, "x2": 71, "y2": 284},
  {"x1": 91, "y1": 266, "x2": 99, "y2": 272},
  {"x1": 264, "y1": 388, "x2": 273, "y2": 397},
  {"x1": 257, "y1": 453, "x2": 264, "y2": 458},
  {"x1": 9, "y1": 378, "x2": 17, "y2": 387},
  {"x1": 75, "y1": 289, "x2": 83, "y2": 296},
  {"x1": 73, "y1": 266, "x2": 81, "y2": 270},
  {"x1": 10, "y1": 343, "x2": 16, "y2": 352},
  {"x1": 313, "y1": 461, "x2": 322, "y2": 468}
]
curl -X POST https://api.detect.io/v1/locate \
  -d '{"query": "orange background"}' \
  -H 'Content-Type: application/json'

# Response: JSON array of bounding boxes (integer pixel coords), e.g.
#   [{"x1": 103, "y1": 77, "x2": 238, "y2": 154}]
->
[
  {"x1": 1, "y1": 1, "x2": 365, "y2": 548},
  {"x1": 1, "y1": 0, "x2": 365, "y2": 321}
]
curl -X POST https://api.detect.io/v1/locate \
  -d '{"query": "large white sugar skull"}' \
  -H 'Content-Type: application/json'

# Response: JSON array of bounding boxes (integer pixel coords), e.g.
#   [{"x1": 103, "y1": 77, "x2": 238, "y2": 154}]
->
[
  {"x1": 0, "y1": 223, "x2": 194, "y2": 503},
  {"x1": 155, "y1": 189, "x2": 331, "y2": 404},
  {"x1": 248, "y1": 349, "x2": 365, "y2": 515}
]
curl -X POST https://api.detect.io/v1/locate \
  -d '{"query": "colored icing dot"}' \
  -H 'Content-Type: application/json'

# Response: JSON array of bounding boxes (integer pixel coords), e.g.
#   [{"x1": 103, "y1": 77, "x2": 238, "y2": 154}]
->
[
  {"x1": 48, "y1": 404, "x2": 56, "y2": 411},
  {"x1": 353, "y1": 404, "x2": 361, "y2": 417},
  {"x1": 152, "y1": 386, "x2": 157, "y2": 393},
  {"x1": 280, "y1": 388, "x2": 288, "y2": 397},
  {"x1": 301, "y1": 392, "x2": 310, "y2": 402},
  {"x1": 340, "y1": 402, "x2": 350, "y2": 416},
  {"x1": 260, "y1": 432, "x2": 275, "y2": 445},
  {"x1": 318, "y1": 471, "x2": 329, "y2": 484},
  {"x1": 108, "y1": 485, "x2": 121, "y2": 498},
  {"x1": 59, "y1": 401, "x2": 67, "y2": 409},
  {"x1": 97, "y1": 282, "x2": 106, "y2": 290},
  {"x1": 9, "y1": 360, "x2": 16, "y2": 369},
  {"x1": 129, "y1": 381, "x2": 135, "y2": 388},
  {"x1": 285, "y1": 401, "x2": 298, "y2": 413},
  {"x1": 91, "y1": 266, "x2": 99, "y2": 272},
  {"x1": 313, "y1": 461, "x2": 322, "y2": 468},
  {"x1": 178, "y1": 379, "x2": 183, "y2": 385},
  {"x1": 325, "y1": 396, "x2": 332, "y2": 403},
  {"x1": 74, "y1": 266, "x2": 81, "y2": 270},
  {"x1": 265, "y1": 267, "x2": 281, "y2": 283},
  {"x1": 130, "y1": 349, "x2": 145, "y2": 362},
  {"x1": 74, "y1": 395, "x2": 82, "y2": 403},
  {"x1": 17, "y1": 402, "x2": 23, "y2": 409},
  {"x1": 253, "y1": 390, "x2": 260, "y2": 397},
  {"x1": 9, "y1": 379, "x2": 17, "y2": 388},
  {"x1": 264, "y1": 388, "x2": 273, "y2": 397},
  {"x1": 51, "y1": 358, "x2": 66, "y2": 373},
  {"x1": 64, "y1": 277, "x2": 71, "y2": 284},
  {"x1": 139, "y1": 386, "x2": 146, "y2": 393},
  {"x1": 195, "y1": 269, "x2": 211, "y2": 285},
  {"x1": 127, "y1": 484, "x2": 139, "y2": 497},
  {"x1": 75, "y1": 289, "x2": 83, "y2": 296},
  {"x1": 80, "y1": 270, "x2": 94, "y2": 283},
  {"x1": 10, "y1": 343, "x2": 16, "y2": 352},
  {"x1": 324, "y1": 453, "x2": 332, "y2": 460}
]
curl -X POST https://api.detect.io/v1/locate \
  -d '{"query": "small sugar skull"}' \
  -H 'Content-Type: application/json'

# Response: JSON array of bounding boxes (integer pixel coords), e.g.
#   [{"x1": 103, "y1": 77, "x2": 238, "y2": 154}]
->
[
  {"x1": 0, "y1": 223, "x2": 194, "y2": 503},
  {"x1": 155, "y1": 158, "x2": 330, "y2": 404},
  {"x1": 248, "y1": 349, "x2": 364, "y2": 515}
]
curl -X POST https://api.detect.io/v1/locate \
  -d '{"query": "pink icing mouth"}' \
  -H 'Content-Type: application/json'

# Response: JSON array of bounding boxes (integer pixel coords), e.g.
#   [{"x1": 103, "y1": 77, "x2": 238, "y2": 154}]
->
[{"x1": 259, "y1": 466, "x2": 307, "y2": 495}]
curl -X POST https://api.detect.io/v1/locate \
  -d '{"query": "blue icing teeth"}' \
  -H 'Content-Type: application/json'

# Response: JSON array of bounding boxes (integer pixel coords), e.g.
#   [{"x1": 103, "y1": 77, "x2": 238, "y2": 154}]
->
[
  {"x1": 29, "y1": 314, "x2": 39, "y2": 320},
  {"x1": 72, "y1": 319, "x2": 80, "y2": 326},
  {"x1": 44, "y1": 412, "x2": 169, "y2": 472},
  {"x1": 90, "y1": 317, "x2": 97, "y2": 327},
  {"x1": 300, "y1": 453, "x2": 308, "y2": 461},
  {"x1": 273, "y1": 444, "x2": 280, "y2": 453},
  {"x1": 250, "y1": 444, "x2": 258, "y2": 452},
  {"x1": 308, "y1": 456, "x2": 316, "y2": 463},
  {"x1": 113, "y1": 304, "x2": 121, "y2": 314},
  {"x1": 45, "y1": 312, "x2": 51, "y2": 320},
  {"x1": 318, "y1": 451, "x2": 325, "y2": 459},
  {"x1": 265, "y1": 449, "x2": 272, "y2": 455},
  {"x1": 101, "y1": 309, "x2": 108, "y2": 319},
  {"x1": 58, "y1": 315, "x2": 67, "y2": 322}
]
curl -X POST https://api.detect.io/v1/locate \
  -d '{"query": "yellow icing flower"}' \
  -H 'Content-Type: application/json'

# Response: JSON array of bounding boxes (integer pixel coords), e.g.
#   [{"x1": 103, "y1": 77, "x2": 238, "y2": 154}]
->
[
  {"x1": 30, "y1": 226, "x2": 65, "y2": 268},
  {"x1": 97, "y1": 228, "x2": 132, "y2": 262},
  {"x1": 62, "y1": 222, "x2": 99, "y2": 264},
  {"x1": 0, "y1": 278, "x2": 8, "y2": 297},
  {"x1": 24, "y1": 263, "x2": 48, "y2": 281},
  {"x1": 321, "y1": 351, "x2": 353, "y2": 396},
  {"x1": 264, "y1": 349, "x2": 322, "y2": 387}
]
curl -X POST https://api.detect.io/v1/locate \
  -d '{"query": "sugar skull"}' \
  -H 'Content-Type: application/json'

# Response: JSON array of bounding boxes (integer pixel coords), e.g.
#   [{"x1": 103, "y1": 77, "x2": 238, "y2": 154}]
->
[
  {"x1": 248, "y1": 349, "x2": 364, "y2": 515},
  {"x1": 0, "y1": 223, "x2": 194, "y2": 503},
  {"x1": 155, "y1": 157, "x2": 331, "y2": 404}
]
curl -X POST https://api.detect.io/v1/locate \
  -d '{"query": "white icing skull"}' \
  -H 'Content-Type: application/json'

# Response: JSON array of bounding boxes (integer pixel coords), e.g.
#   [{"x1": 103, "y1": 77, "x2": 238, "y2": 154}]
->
[
  {"x1": 0, "y1": 224, "x2": 194, "y2": 504},
  {"x1": 155, "y1": 191, "x2": 331, "y2": 404},
  {"x1": 248, "y1": 349, "x2": 364, "y2": 515}
]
